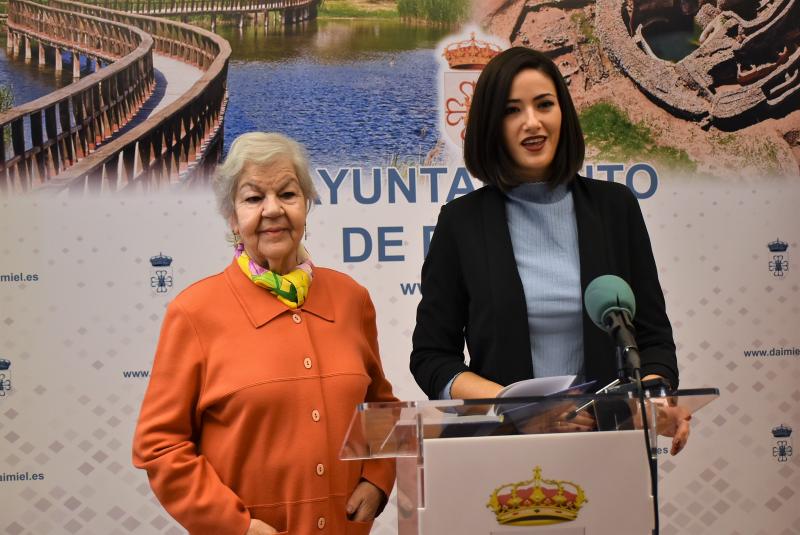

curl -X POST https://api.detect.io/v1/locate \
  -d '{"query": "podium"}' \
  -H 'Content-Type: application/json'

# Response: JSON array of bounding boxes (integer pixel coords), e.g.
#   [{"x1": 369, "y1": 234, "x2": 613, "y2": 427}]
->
[{"x1": 341, "y1": 387, "x2": 718, "y2": 535}]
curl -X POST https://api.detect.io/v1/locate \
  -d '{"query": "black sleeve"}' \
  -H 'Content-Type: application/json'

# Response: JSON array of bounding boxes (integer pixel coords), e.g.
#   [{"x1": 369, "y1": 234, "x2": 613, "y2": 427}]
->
[
  {"x1": 410, "y1": 205, "x2": 471, "y2": 399},
  {"x1": 624, "y1": 188, "x2": 679, "y2": 388}
]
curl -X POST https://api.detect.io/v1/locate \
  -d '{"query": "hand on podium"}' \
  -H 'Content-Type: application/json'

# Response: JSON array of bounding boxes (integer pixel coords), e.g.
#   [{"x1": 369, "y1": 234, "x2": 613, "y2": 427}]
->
[
  {"x1": 640, "y1": 374, "x2": 692, "y2": 455},
  {"x1": 512, "y1": 400, "x2": 597, "y2": 434},
  {"x1": 653, "y1": 401, "x2": 691, "y2": 455}
]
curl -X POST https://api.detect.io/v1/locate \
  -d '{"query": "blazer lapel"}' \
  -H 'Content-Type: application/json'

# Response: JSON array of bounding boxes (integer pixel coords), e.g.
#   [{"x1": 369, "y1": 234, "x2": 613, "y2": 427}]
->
[
  {"x1": 573, "y1": 177, "x2": 610, "y2": 292},
  {"x1": 572, "y1": 177, "x2": 615, "y2": 382},
  {"x1": 481, "y1": 187, "x2": 533, "y2": 384}
]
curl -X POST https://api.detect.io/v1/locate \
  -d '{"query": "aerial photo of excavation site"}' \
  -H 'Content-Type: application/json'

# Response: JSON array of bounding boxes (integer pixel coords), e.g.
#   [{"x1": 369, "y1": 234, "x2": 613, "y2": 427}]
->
[{"x1": 480, "y1": 0, "x2": 800, "y2": 179}]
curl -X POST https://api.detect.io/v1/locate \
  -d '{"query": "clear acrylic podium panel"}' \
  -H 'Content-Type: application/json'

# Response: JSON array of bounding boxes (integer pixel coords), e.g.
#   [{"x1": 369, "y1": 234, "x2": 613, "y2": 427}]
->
[
  {"x1": 341, "y1": 389, "x2": 719, "y2": 535},
  {"x1": 340, "y1": 388, "x2": 719, "y2": 461},
  {"x1": 341, "y1": 388, "x2": 718, "y2": 535}
]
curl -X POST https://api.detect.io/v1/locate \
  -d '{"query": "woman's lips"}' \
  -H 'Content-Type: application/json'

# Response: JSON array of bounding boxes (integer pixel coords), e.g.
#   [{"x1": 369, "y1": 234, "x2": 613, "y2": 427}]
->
[
  {"x1": 521, "y1": 136, "x2": 546, "y2": 152},
  {"x1": 260, "y1": 228, "x2": 287, "y2": 236}
]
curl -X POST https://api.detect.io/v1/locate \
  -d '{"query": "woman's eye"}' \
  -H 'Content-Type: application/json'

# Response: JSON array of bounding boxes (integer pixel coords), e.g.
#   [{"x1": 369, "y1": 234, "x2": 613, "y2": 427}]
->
[
  {"x1": 244, "y1": 195, "x2": 262, "y2": 203},
  {"x1": 280, "y1": 191, "x2": 298, "y2": 199},
  {"x1": 504, "y1": 106, "x2": 519, "y2": 115},
  {"x1": 539, "y1": 100, "x2": 555, "y2": 109}
]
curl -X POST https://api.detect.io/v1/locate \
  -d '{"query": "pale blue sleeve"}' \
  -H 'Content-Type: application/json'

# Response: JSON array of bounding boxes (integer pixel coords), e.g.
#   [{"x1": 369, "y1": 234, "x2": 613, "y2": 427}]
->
[{"x1": 439, "y1": 372, "x2": 465, "y2": 400}]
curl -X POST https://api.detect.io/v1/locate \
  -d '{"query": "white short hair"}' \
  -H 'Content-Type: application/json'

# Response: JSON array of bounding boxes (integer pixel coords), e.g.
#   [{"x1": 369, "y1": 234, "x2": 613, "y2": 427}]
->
[{"x1": 213, "y1": 132, "x2": 318, "y2": 220}]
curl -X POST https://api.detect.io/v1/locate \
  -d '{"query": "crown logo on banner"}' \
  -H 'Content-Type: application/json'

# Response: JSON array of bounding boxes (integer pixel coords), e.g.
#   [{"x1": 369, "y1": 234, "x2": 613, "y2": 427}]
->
[
  {"x1": 486, "y1": 466, "x2": 587, "y2": 526},
  {"x1": 767, "y1": 238, "x2": 789, "y2": 252},
  {"x1": 772, "y1": 424, "x2": 793, "y2": 438},
  {"x1": 149, "y1": 252, "x2": 173, "y2": 267},
  {"x1": 443, "y1": 32, "x2": 501, "y2": 70}
]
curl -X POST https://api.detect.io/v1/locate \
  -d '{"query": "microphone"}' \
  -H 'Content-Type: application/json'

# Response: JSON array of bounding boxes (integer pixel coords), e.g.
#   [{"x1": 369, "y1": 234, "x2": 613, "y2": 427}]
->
[{"x1": 584, "y1": 275, "x2": 641, "y2": 377}]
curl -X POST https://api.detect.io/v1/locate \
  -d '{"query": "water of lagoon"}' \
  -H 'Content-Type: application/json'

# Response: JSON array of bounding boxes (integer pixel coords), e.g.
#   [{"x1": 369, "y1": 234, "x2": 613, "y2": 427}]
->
[
  {"x1": 215, "y1": 19, "x2": 450, "y2": 166},
  {"x1": 0, "y1": 35, "x2": 96, "y2": 105}
]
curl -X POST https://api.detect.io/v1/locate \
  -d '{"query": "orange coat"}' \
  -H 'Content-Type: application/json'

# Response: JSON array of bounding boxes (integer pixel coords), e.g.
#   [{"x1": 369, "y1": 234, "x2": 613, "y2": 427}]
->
[{"x1": 132, "y1": 261, "x2": 397, "y2": 535}]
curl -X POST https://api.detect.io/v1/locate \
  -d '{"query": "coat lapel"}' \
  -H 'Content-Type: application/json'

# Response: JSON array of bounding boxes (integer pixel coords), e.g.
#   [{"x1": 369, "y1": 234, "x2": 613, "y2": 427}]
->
[
  {"x1": 481, "y1": 187, "x2": 533, "y2": 384},
  {"x1": 573, "y1": 177, "x2": 610, "y2": 294},
  {"x1": 572, "y1": 177, "x2": 615, "y2": 382},
  {"x1": 224, "y1": 261, "x2": 335, "y2": 328}
]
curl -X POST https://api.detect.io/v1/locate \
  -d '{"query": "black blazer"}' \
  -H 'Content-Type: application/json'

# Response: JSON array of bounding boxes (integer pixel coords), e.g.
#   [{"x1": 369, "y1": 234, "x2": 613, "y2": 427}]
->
[{"x1": 410, "y1": 176, "x2": 678, "y2": 399}]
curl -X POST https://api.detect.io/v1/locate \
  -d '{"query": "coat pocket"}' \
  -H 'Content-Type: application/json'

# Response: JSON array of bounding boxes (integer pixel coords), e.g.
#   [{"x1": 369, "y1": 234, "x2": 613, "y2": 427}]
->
[
  {"x1": 345, "y1": 518, "x2": 373, "y2": 535},
  {"x1": 247, "y1": 504, "x2": 287, "y2": 533}
]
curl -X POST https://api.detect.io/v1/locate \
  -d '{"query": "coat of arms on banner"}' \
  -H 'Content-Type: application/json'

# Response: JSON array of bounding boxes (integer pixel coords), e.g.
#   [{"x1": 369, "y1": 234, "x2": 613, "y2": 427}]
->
[
  {"x1": 0, "y1": 358, "x2": 11, "y2": 398},
  {"x1": 767, "y1": 238, "x2": 789, "y2": 277},
  {"x1": 150, "y1": 252, "x2": 174, "y2": 295},
  {"x1": 771, "y1": 424, "x2": 793, "y2": 463},
  {"x1": 437, "y1": 29, "x2": 505, "y2": 151}
]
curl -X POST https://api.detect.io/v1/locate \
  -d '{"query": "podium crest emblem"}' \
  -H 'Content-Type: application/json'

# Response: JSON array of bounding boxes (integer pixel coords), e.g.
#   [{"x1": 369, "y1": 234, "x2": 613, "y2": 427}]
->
[{"x1": 487, "y1": 466, "x2": 587, "y2": 526}]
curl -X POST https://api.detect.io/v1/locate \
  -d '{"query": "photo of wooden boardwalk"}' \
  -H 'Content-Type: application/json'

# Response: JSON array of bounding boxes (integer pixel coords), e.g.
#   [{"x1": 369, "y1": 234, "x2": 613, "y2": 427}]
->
[{"x1": 0, "y1": 0, "x2": 318, "y2": 195}]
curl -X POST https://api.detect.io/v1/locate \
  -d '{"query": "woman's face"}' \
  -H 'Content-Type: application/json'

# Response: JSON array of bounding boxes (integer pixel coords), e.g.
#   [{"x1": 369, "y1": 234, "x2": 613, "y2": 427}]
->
[
  {"x1": 230, "y1": 157, "x2": 307, "y2": 274},
  {"x1": 502, "y1": 68, "x2": 562, "y2": 182}
]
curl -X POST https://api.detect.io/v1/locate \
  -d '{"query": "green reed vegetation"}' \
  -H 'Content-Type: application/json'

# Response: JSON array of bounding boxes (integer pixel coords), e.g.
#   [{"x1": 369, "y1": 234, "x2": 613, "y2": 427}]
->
[
  {"x1": 319, "y1": 0, "x2": 399, "y2": 19},
  {"x1": 397, "y1": 0, "x2": 470, "y2": 24},
  {"x1": 579, "y1": 102, "x2": 696, "y2": 171},
  {"x1": 1, "y1": 84, "x2": 13, "y2": 145},
  {"x1": 0, "y1": 85, "x2": 13, "y2": 113}
]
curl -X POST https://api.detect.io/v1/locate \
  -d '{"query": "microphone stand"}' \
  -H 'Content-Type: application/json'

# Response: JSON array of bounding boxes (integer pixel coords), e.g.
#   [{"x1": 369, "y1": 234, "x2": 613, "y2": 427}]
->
[
  {"x1": 606, "y1": 312, "x2": 660, "y2": 535},
  {"x1": 630, "y1": 359, "x2": 659, "y2": 535}
]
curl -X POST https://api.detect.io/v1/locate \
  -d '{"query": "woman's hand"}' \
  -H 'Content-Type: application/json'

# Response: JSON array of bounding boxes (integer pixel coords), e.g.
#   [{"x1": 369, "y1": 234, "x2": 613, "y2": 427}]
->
[
  {"x1": 654, "y1": 401, "x2": 691, "y2": 455},
  {"x1": 450, "y1": 372, "x2": 504, "y2": 399},
  {"x1": 514, "y1": 401, "x2": 596, "y2": 434},
  {"x1": 346, "y1": 480, "x2": 385, "y2": 522},
  {"x1": 639, "y1": 374, "x2": 691, "y2": 455},
  {"x1": 246, "y1": 519, "x2": 279, "y2": 534}
]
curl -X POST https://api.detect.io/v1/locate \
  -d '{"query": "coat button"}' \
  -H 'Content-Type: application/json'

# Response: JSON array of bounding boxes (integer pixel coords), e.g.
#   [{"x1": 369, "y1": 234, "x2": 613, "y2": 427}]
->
[
  {"x1": 317, "y1": 516, "x2": 326, "y2": 529},
  {"x1": 292, "y1": 313, "x2": 301, "y2": 324},
  {"x1": 316, "y1": 463, "x2": 325, "y2": 476},
  {"x1": 311, "y1": 409, "x2": 320, "y2": 422},
  {"x1": 303, "y1": 357, "x2": 312, "y2": 369}
]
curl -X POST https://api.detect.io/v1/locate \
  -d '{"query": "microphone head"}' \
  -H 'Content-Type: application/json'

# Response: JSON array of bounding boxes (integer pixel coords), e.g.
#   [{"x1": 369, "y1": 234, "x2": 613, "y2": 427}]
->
[{"x1": 584, "y1": 275, "x2": 636, "y2": 330}]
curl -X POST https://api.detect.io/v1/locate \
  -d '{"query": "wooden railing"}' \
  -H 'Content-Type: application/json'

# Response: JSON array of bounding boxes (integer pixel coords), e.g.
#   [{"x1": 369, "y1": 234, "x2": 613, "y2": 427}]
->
[
  {"x1": 52, "y1": 0, "x2": 226, "y2": 69},
  {"x1": 0, "y1": 0, "x2": 155, "y2": 192},
  {"x1": 4, "y1": 0, "x2": 232, "y2": 194},
  {"x1": 78, "y1": 0, "x2": 317, "y2": 16}
]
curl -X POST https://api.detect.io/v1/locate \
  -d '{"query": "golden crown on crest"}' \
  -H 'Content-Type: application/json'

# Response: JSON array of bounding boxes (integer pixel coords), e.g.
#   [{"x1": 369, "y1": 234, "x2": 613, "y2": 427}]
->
[
  {"x1": 443, "y1": 32, "x2": 501, "y2": 70},
  {"x1": 486, "y1": 466, "x2": 587, "y2": 526}
]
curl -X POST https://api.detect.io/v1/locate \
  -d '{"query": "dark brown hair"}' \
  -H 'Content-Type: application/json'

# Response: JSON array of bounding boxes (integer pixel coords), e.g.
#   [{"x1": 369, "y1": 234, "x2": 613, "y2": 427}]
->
[{"x1": 463, "y1": 47, "x2": 585, "y2": 190}]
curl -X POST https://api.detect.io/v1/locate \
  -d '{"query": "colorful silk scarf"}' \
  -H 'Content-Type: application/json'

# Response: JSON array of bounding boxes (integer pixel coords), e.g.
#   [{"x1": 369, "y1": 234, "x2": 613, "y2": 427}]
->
[{"x1": 234, "y1": 243, "x2": 313, "y2": 309}]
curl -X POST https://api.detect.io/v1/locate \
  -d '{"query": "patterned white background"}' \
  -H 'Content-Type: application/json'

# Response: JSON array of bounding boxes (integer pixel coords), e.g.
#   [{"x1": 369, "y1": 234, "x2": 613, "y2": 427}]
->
[{"x1": 1, "y1": 173, "x2": 798, "y2": 534}]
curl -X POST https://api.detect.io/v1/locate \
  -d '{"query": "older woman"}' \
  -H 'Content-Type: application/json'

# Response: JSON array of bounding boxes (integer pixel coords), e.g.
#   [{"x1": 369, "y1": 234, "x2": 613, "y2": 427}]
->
[
  {"x1": 410, "y1": 47, "x2": 690, "y2": 454},
  {"x1": 133, "y1": 132, "x2": 396, "y2": 535}
]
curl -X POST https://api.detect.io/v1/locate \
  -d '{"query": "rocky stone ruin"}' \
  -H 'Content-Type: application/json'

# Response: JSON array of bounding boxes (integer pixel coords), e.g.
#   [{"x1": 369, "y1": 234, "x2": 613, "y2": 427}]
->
[{"x1": 596, "y1": 0, "x2": 800, "y2": 130}]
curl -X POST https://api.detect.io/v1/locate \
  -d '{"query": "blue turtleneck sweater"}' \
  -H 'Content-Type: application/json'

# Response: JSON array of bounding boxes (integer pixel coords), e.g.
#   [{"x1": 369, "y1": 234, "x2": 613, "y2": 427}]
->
[{"x1": 441, "y1": 181, "x2": 584, "y2": 398}]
